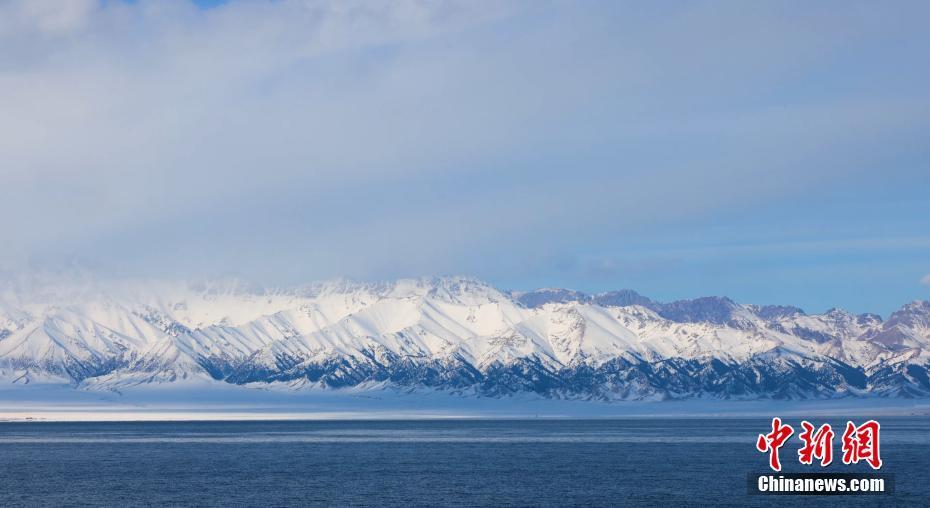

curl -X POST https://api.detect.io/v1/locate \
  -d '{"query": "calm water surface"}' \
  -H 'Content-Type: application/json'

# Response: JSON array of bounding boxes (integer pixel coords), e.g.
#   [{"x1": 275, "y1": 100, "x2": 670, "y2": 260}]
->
[{"x1": 0, "y1": 418, "x2": 927, "y2": 506}]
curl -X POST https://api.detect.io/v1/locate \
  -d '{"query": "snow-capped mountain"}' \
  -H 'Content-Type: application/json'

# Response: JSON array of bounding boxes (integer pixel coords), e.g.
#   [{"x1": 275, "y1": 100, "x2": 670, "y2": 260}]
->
[{"x1": 0, "y1": 276, "x2": 928, "y2": 400}]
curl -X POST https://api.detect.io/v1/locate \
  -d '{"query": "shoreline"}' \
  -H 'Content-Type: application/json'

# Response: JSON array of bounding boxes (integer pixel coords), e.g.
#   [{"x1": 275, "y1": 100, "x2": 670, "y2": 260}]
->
[
  {"x1": 2, "y1": 389, "x2": 928, "y2": 422},
  {"x1": 2, "y1": 381, "x2": 928, "y2": 422}
]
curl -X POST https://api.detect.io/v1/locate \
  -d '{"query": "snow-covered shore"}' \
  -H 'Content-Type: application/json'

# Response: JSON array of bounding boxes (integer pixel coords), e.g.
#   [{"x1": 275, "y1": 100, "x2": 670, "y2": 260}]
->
[{"x1": 2, "y1": 381, "x2": 928, "y2": 422}]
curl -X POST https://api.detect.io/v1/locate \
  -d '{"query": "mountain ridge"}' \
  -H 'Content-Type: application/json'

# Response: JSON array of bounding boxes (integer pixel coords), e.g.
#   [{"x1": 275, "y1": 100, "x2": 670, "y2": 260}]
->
[{"x1": 0, "y1": 276, "x2": 928, "y2": 401}]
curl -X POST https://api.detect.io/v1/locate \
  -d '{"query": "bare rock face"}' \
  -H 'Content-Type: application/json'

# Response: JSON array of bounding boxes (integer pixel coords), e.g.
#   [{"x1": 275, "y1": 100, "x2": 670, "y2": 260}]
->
[{"x1": 0, "y1": 277, "x2": 928, "y2": 400}]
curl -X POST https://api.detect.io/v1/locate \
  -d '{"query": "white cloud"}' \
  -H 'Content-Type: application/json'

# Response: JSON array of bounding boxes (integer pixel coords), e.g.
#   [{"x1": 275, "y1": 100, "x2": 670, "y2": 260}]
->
[
  {"x1": 0, "y1": 0, "x2": 928, "y2": 285},
  {"x1": 922, "y1": 274, "x2": 930, "y2": 286},
  {"x1": 0, "y1": 0, "x2": 97, "y2": 37}
]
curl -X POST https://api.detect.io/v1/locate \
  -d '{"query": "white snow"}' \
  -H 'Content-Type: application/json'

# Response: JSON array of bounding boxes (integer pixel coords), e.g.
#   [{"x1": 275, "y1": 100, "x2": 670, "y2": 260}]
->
[{"x1": 0, "y1": 275, "x2": 926, "y2": 398}]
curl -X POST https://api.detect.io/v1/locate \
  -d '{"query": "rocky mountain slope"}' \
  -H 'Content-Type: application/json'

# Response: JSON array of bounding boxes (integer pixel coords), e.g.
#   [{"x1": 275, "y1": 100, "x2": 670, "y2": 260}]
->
[{"x1": 0, "y1": 276, "x2": 927, "y2": 400}]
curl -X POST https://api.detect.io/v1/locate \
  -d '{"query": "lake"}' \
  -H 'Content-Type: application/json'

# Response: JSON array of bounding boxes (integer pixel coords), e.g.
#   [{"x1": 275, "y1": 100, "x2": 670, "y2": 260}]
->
[{"x1": 0, "y1": 418, "x2": 926, "y2": 506}]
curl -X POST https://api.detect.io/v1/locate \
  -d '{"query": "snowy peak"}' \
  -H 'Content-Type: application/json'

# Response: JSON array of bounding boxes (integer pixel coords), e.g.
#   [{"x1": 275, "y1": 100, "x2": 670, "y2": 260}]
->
[
  {"x1": 748, "y1": 304, "x2": 806, "y2": 320},
  {"x1": 655, "y1": 296, "x2": 741, "y2": 325},
  {"x1": 592, "y1": 290, "x2": 656, "y2": 309},
  {"x1": 513, "y1": 288, "x2": 590, "y2": 308},
  {"x1": 0, "y1": 277, "x2": 928, "y2": 400},
  {"x1": 886, "y1": 300, "x2": 930, "y2": 329},
  {"x1": 863, "y1": 300, "x2": 930, "y2": 351},
  {"x1": 514, "y1": 288, "x2": 657, "y2": 310}
]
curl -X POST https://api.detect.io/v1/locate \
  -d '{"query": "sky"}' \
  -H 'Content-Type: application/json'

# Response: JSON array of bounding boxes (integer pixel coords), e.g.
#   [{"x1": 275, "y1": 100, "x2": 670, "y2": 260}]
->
[{"x1": 0, "y1": 0, "x2": 928, "y2": 315}]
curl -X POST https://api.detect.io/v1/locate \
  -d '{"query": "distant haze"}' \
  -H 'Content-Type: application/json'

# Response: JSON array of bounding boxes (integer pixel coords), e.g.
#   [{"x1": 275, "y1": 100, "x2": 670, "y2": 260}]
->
[{"x1": 0, "y1": 0, "x2": 928, "y2": 314}]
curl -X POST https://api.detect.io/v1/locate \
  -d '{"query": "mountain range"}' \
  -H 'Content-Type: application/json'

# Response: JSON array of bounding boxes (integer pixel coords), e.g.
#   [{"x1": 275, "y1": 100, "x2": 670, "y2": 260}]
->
[{"x1": 1, "y1": 276, "x2": 928, "y2": 401}]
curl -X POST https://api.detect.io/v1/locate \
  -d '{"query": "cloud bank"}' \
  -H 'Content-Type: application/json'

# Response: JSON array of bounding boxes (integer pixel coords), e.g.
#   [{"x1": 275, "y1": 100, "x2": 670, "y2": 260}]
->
[{"x1": 1, "y1": 0, "x2": 929, "y2": 312}]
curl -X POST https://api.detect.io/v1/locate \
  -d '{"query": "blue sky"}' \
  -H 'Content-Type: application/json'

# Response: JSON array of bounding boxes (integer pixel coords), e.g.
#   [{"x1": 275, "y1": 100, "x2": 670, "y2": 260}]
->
[{"x1": 0, "y1": 0, "x2": 928, "y2": 315}]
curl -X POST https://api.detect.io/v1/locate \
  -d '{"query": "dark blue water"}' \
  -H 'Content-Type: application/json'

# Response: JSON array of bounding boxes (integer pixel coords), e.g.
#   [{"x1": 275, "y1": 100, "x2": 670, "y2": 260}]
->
[{"x1": 0, "y1": 418, "x2": 926, "y2": 506}]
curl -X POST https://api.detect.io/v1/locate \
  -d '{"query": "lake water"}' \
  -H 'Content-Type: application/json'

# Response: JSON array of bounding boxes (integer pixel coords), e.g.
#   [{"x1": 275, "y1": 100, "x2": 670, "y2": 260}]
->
[{"x1": 0, "y1": 418, "x2": 926, "y2": 506}]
